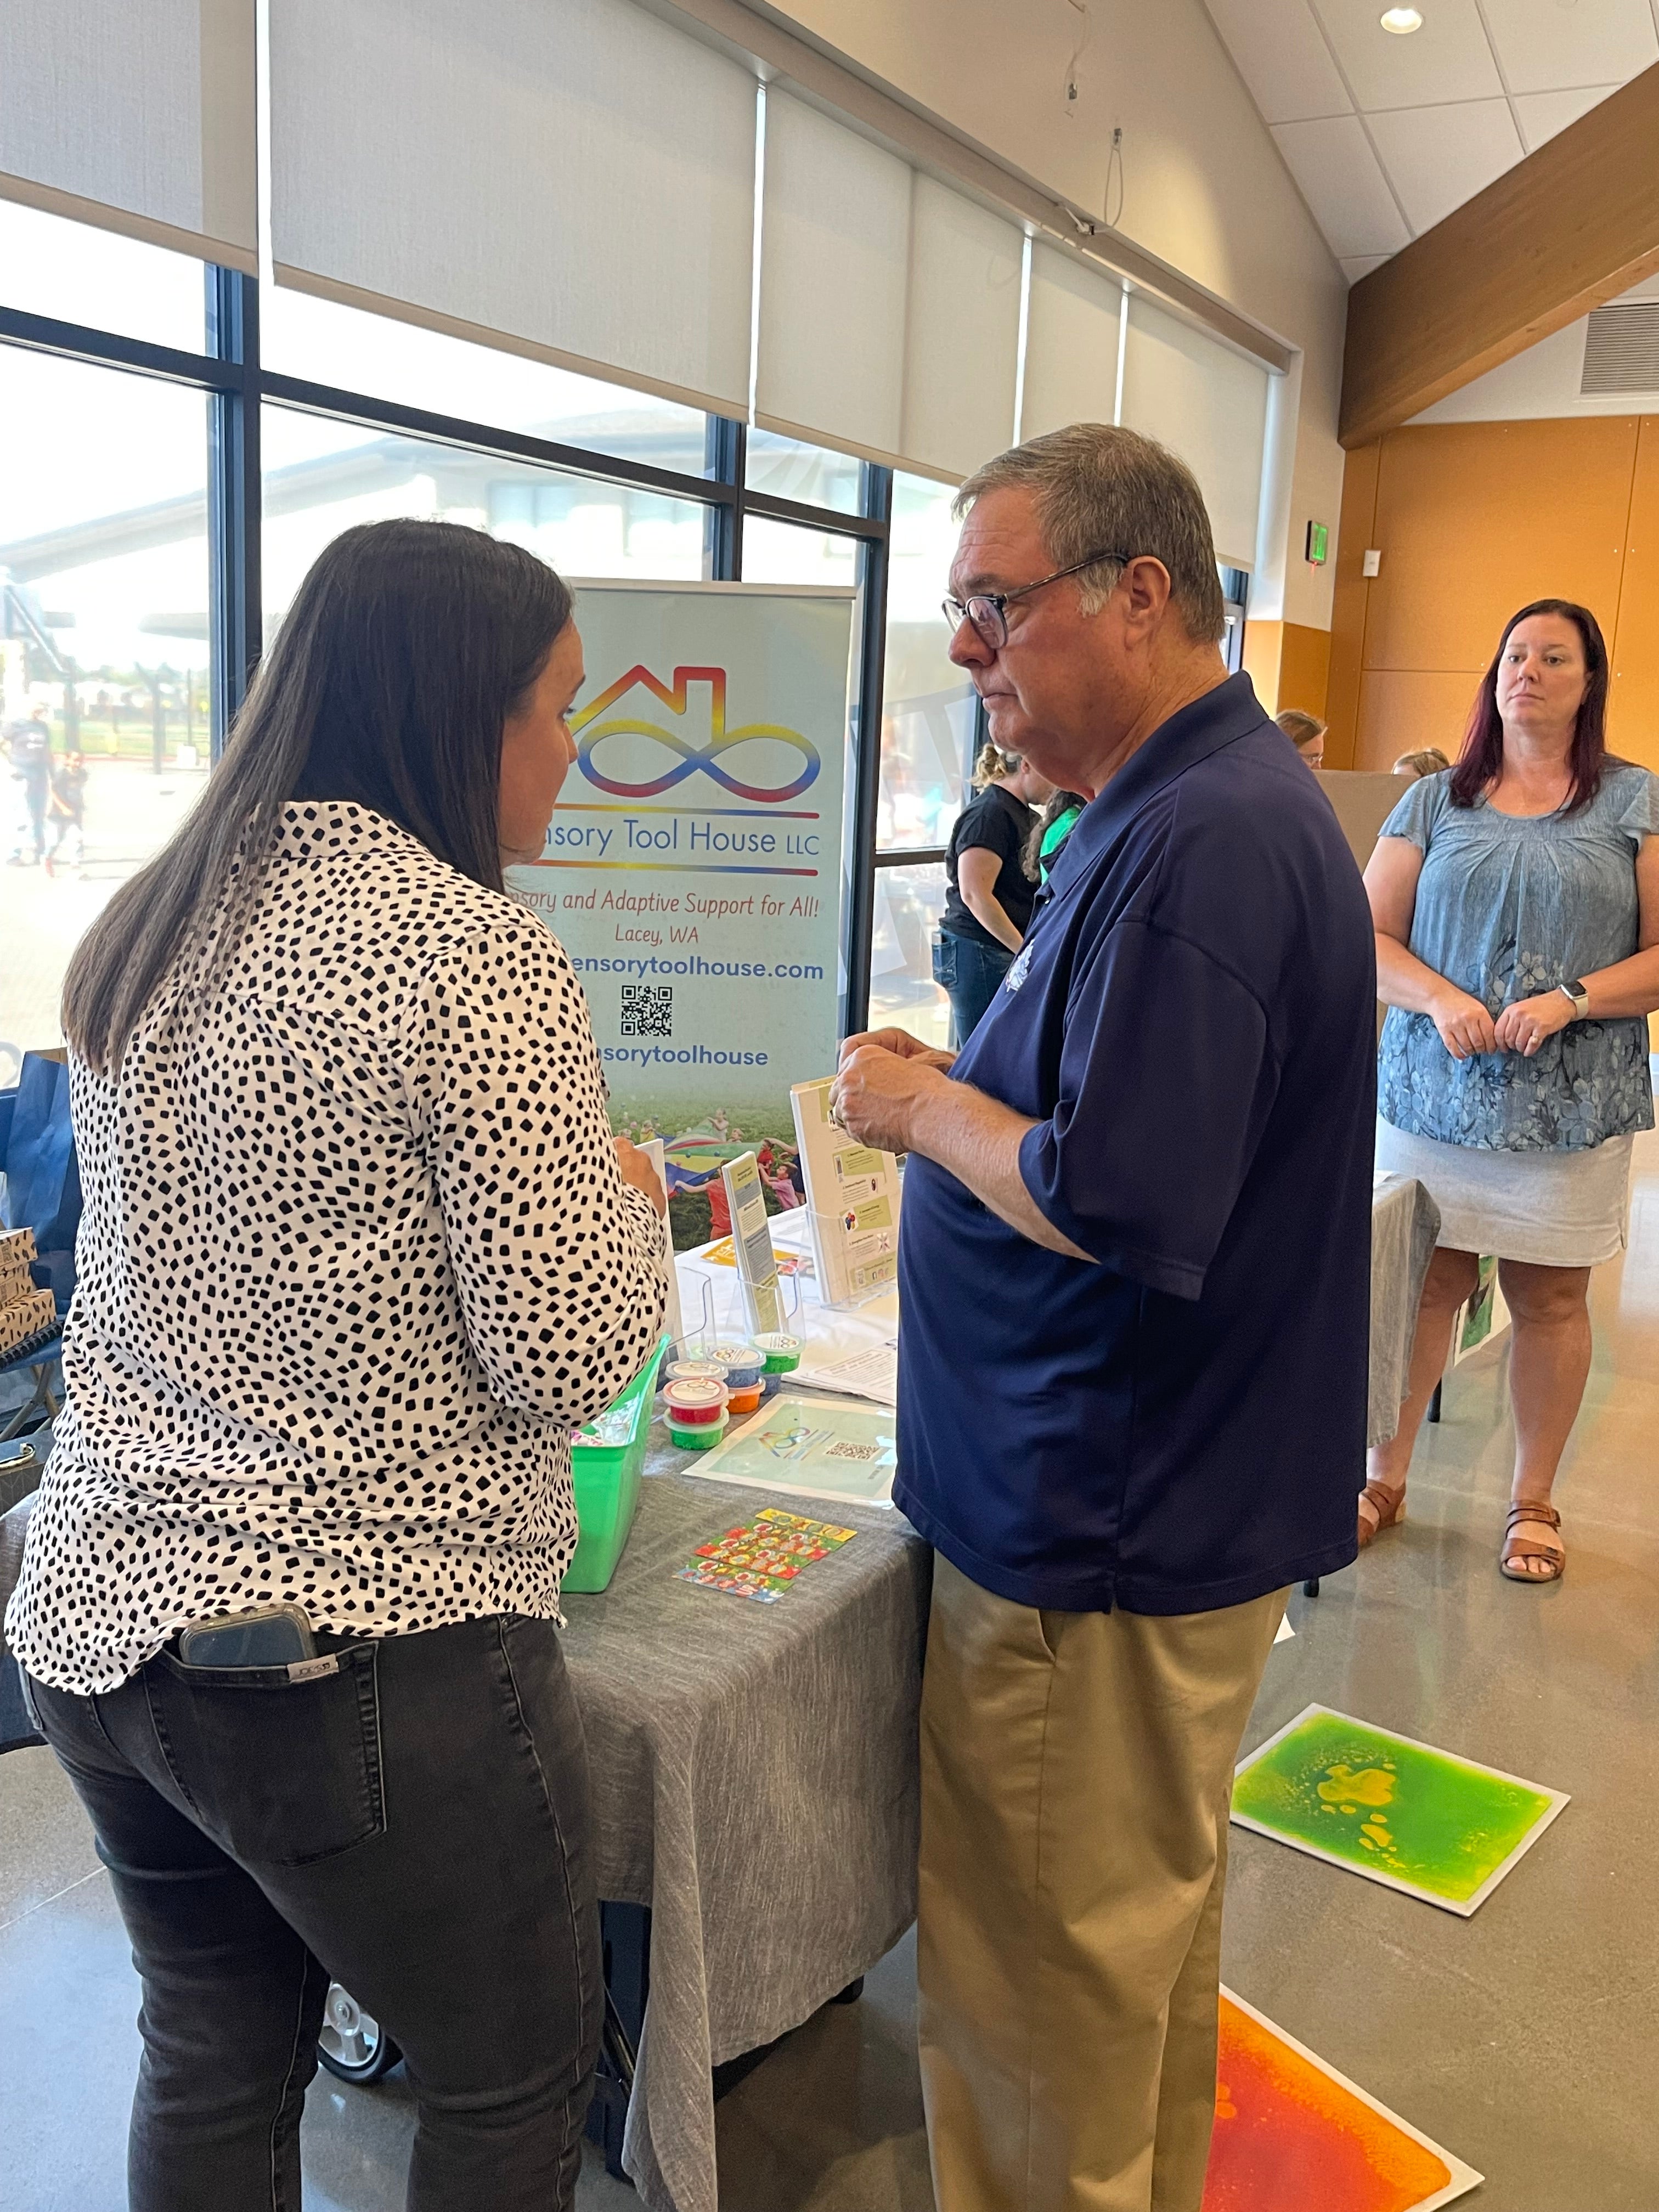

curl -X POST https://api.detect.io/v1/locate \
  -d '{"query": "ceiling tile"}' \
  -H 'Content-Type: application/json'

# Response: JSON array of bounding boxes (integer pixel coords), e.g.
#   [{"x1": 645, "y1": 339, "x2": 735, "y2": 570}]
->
[
  {"x1": 1203, "y1": 0, "x2": 1353, "y2": 122},
  {"x1": 1341, "y1": 253, "x2": 1392, "y2": 282},
  {"x1": 1513, "y1": 83, "x2": 1620, "y2": 150},
  {"x1": 1311, "y1": 0, "x2": 1504, "y2": 110},
  {"x1": 1479, "y1": 0, "x2": 1657, "y2": 95},
  {"x1": 1272, "y1": 115, "x2": 1412, "y2": 257},
  {"x1": 1367, "y1": 99, "x2": 1526, "y2": 233}
]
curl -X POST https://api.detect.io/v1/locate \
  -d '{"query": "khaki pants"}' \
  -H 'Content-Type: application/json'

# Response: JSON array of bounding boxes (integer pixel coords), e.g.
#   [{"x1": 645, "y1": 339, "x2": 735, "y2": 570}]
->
[{"x1": 917, "y1": 1554, "x2": 1286, "y2": 2212}]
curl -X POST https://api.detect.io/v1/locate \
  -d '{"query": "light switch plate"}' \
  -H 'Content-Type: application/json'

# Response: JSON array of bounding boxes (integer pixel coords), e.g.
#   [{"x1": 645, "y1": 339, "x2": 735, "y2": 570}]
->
[{"x1": 1362, "y1": 549, "x2": 1382, "y2": 578}]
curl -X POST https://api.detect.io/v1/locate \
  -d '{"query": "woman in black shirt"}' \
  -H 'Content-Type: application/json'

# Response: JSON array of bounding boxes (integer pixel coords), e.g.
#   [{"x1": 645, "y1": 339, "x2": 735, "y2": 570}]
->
[{"x1": 934, "y1": 743, "x2": 1053, "y2": 1042}]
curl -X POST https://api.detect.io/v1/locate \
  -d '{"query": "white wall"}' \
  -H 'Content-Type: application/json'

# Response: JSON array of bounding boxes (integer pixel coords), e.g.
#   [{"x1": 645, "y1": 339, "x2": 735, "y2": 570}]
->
[
  {"x1": 1410, "y1": 272, "x2": 1659, "y2": 424},
  {"x1": 745, "y1": 0, "x2": 1349, "y2": 628}
]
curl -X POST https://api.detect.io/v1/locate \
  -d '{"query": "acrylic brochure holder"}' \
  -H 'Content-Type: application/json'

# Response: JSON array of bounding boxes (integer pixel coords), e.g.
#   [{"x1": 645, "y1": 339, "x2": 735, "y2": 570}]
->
[
  {"x1": 720, "y1": 1150, "x2": 787, "y2": 1335},
  {"x1": 788, "y1": 1079, "x2": 901, "y2": 1310}
]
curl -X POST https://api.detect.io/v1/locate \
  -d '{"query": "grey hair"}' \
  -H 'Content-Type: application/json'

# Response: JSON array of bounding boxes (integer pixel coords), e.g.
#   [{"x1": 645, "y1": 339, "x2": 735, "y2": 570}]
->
[{"x1": 954, "y1": 424, "x2": 1226, "y2": 644}]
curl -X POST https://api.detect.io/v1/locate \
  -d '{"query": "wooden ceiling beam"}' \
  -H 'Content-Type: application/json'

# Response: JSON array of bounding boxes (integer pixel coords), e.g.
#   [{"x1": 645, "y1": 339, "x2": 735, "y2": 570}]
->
[{"x1": 1340, "y1": 62, "x2": 1659, "y2": 450}]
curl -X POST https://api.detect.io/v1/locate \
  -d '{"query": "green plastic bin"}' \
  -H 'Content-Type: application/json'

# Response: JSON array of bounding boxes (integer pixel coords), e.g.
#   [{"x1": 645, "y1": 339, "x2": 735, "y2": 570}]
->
[{"x1": 565, "y1": 1340, "x2": 669, "y2": 1593}]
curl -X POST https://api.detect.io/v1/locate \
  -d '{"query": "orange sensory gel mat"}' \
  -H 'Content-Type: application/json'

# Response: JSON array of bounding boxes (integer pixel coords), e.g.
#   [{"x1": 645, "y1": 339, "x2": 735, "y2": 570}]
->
[{"x1": 1202, "y1": 1991, "x2": 1477, "y2": 2212}]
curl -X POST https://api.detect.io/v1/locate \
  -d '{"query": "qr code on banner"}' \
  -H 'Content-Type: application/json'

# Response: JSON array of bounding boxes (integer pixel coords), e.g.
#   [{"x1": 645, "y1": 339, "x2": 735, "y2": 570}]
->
[
  {"x1": 620, "y1": 984, "x2": 673, "y2": 1040},
  {"x1": 823, "y1": 1440, "x2": 883, "y2": 1464}
]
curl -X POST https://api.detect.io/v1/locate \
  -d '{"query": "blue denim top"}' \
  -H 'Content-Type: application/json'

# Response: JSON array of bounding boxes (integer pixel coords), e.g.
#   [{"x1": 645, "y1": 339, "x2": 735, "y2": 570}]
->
[{"x1": 1377, "y1": 764, "x2": 1657, "y2": 1152}]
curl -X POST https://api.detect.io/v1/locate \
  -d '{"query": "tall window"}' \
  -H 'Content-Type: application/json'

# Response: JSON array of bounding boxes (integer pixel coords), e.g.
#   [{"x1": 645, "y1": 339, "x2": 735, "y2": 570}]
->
[
  {"x1": 1, "y1": 215, "x2": 904, "y2": 1060},
  {"x1": 1, "y1": 347, "x2": 212, "y2": 1055},
  {"x1": 866, "y1": 472, "x2": 974, "y2": 1052}
]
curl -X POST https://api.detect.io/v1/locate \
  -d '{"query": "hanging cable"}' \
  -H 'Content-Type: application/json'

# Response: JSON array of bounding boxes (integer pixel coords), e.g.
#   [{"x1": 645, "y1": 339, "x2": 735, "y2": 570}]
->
[{"x1": 1104, "y1": 126, "x2": 1125, "y2": 229}]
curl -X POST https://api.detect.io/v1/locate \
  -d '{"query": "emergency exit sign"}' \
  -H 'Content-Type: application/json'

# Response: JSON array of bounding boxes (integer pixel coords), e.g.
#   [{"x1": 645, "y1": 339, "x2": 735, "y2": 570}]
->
[{"x1": 1305, "y1": 521, "x2": 1329, "y2": 566}]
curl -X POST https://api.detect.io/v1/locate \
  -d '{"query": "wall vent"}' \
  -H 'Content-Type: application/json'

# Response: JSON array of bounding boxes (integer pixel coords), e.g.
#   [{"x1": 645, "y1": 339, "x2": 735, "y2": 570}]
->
[{"x1": 1581, "y1": 303, "x2": 1659, "y2": 395}]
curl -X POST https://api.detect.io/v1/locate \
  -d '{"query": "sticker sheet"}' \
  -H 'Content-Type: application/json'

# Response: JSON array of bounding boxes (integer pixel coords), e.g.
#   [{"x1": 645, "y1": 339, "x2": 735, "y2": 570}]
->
[{"x1": 676, "y1": 1506, "x2": 857, "y2": 1604}]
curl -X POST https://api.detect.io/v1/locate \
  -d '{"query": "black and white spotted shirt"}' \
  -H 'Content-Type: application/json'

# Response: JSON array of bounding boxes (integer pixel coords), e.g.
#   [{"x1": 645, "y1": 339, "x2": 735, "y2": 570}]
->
[{"x1": 8, "y1": 803, "x2": 666, "y2": 1695}]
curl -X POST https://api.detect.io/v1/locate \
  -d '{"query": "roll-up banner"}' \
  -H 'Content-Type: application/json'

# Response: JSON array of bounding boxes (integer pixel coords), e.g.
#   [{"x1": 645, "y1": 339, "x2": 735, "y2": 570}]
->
[{"x1": 507, "y1": 580, "x2": 856, "y2": 1250}]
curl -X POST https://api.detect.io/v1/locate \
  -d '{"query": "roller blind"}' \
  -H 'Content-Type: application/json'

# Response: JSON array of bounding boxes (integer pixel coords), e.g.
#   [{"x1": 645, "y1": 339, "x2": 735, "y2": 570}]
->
[
  {"x1": 754, "y1": 92, "x2": 911, "y2": 464},
  {"x1": 1019, "y1": 246, "x2": 1123, "y2": 443},
  {"x1": 755, "y1": 93, "x2": 1023, "y2": 480},
  {"x1": 900, "y1": 177, "x2": 1023, "y2": 482},
  {"x1": 1120, "y1": 294, "x2": 1269, "y2": 571},
  {"x1": 0, "y1": 0, "x2": 256, "y2": 270},
  {"x1": 269, "y1": 0, "x2": 758, "y2": 416}
]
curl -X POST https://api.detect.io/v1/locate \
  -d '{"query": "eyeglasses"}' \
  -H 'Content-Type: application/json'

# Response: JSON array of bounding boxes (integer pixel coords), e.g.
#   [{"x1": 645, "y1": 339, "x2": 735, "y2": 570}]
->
[{"x1": 942, "y1": 550, "x2": 1136, "y2": 650}]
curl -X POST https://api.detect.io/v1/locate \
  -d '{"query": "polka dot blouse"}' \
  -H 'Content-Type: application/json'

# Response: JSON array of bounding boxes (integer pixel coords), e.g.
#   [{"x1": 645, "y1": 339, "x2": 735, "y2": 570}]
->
[{"x1": 7, "y1": 803, "x2": 667, "y2": 1695}]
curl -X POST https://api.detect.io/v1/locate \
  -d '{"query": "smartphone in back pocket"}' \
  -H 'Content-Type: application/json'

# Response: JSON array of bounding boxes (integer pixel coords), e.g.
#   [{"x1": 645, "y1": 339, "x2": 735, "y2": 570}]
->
[{"x1": 178, "y1": 1603, "x2": 317, "y2": 1669}]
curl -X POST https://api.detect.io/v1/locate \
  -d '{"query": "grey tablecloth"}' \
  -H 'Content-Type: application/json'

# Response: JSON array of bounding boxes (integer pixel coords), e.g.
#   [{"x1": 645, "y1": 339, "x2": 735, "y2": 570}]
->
[
  {"x1": 559, "y1": 1444, "x2": 930, "y2": 2212},
  {"x1": 1368, "y1": 1173, "x2": 1441, "y2": 1447}
]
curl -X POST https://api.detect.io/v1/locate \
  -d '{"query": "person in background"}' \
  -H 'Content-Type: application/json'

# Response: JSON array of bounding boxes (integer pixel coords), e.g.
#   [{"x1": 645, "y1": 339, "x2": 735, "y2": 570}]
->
[
  {"x1": 1024, "y1": 785, "x2": 1087, "y2": 883},
  {"x1": 1362, "y1": 598, "x2": 1659, "y2": 1581},
  {"x1": 934, "y1": 741, "x2": 1053, "y2": 1042},
  {"x1": 1392, "y1": 747, "x2": 1450, "y2": 780},
  {"x1": 44, "y1": 748, "x2": 88, "y2": 875},
  {"x1": 832, "y1": 424, "x2": 1375, "y2": 2212},
  {"x1": 6, "y1": 708, "x2": 51, "y2": 865},
  {"x1": 1274, "y1": 707, "x2": 1326, "y2": 768},
  {"x1": 8, "y1": 519, "x2": 668, "y2": 2211}
]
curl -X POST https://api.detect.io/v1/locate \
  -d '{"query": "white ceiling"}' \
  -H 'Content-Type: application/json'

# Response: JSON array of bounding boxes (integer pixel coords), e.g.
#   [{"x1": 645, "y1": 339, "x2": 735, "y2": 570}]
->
[{"x1": 1203, "y1": 0, "x2": 1659, "y2": 281}]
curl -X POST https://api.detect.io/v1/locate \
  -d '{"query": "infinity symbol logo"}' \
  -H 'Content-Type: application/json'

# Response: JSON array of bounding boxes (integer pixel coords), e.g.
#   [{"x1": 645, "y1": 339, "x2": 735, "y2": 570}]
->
[{"x1": 571, "y1": 664, "x2": 821, "y2": 804}]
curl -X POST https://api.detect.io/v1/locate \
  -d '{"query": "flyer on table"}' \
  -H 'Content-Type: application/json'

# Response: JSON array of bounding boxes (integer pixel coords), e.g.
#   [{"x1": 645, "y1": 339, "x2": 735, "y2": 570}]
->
[{"x1": 508, "y1": 582, "x2": 855, "y2": 1250}]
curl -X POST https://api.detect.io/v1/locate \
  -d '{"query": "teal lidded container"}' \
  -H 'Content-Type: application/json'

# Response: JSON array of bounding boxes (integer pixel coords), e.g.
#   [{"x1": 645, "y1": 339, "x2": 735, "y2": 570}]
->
[{"x1": 564, "y1": 1339, "x2": 669, "y2": 1593}]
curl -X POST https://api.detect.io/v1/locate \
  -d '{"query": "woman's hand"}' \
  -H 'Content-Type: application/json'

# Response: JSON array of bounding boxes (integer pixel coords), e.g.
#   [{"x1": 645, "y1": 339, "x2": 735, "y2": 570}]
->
[
  {"x1": 1494, "y1": 990, "x2": 1576, "y2": 1058},
  {"x1": 1427, "y1": 987, "x2": 1500, "y2": 1061},
  {"x1": 614, "y1": 1137, "x2": 667, "y2": 1216}
]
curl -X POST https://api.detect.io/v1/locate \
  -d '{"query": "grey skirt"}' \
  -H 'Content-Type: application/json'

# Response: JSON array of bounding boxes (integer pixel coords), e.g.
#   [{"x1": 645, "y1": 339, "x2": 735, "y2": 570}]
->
[{"x1": 1374, "y1": 1118, "x2": 1635, "y2": 1267}]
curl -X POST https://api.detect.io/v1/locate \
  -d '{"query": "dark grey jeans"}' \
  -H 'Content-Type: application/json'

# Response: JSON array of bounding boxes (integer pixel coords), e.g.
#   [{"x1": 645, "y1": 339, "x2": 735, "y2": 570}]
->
[{"x1": 27, "y1": 1612, "x2": 600, "y2": 2212}]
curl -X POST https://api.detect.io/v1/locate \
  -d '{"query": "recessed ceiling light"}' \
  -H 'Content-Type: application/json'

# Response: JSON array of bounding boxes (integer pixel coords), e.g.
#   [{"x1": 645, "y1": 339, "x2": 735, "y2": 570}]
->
[{"x1": 1380, "y1": 5, "x2": 1423, "y2": 29}]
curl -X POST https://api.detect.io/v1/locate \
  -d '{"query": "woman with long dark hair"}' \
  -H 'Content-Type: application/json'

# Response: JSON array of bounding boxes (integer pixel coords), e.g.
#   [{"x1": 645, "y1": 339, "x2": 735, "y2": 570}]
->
[
  {"x1": 1359, "y1": 599, "x2": 1659, "y2": 1579},
  {"x1": 6, "y1": 520, "x2": 667, "y2": 2209}
]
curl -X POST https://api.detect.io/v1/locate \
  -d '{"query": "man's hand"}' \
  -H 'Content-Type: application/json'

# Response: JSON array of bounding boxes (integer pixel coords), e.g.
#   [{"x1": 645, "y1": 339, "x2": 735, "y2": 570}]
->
[
  {"x1": 830, "y1": 1042, "x2": 952, "y2": 1155},
  {"x1": 839, "y1": 1025, "x2": 957, "y2": 1074},
  {"x1": 1493, "y1": 989, "x2": 1576, "y2": 1058},
  {"x1": 614, "y1": 1136, "x2": 667, "y2": 1217}
]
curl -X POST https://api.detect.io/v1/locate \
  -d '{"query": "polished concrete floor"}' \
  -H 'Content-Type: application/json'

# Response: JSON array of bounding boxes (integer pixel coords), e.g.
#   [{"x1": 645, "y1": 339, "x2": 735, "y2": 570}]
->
[{"x1": 4, "y1": 1130, "x2": 1657, "y2": 2209}]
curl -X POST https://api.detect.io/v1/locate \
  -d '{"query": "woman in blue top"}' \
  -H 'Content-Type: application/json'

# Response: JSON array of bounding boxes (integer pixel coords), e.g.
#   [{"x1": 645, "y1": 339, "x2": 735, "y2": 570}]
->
[{"x1": 1362, "y1": 599, "x2": 1659, "y2": 1581}]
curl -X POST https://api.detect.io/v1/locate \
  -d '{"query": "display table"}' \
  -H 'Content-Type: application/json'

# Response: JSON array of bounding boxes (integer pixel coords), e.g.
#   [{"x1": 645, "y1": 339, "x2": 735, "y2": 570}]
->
[{"x1": 560, "y1": 1437, "x2": 930, "y2": 2212}]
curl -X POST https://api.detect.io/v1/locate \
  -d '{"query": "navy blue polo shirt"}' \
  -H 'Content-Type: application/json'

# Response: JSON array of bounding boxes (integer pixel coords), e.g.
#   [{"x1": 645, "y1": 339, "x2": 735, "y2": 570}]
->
[{"x1": 895, "y1": 673, "x2": 1376, "y2": 1615}]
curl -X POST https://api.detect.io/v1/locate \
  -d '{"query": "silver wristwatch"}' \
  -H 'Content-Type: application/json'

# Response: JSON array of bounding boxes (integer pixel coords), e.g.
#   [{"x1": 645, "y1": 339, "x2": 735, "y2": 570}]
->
[{"x1": 1558, "y1": 978, "x2": 1590, "y2": 1018}]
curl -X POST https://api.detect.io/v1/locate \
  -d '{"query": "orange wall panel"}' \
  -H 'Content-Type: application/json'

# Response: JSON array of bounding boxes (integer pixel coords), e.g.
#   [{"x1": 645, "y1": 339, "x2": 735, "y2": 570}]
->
[
  {"x1": 1355, "y1": 668, "x2": 1485, "y2": 771},
  {"x1": 1610, "y1": 415, "x2": 1659, "y2": 774},
  {"x1": 1365, "y1": 418, "x2": 1639, "y2": 675},
  {"x1": 1279, "y1": 622, "x2": 1332, "y2": 720},
  {"x1": 1242, "y1": 619, "x2": 1283, "y2": 712},
  {"x1": 1327, "y1": 413, "x2": 1659, "y2": 775}
]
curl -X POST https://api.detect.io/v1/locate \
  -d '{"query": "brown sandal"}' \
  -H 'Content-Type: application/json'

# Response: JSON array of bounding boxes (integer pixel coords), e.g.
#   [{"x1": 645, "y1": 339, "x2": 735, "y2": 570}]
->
[
  {"x1": 1501, "y1": 1501, "x2": 1565, "y2": 1583},
  {"x1": 1357, "y1": 1481, "x2": 1406, "y2": 1549}
]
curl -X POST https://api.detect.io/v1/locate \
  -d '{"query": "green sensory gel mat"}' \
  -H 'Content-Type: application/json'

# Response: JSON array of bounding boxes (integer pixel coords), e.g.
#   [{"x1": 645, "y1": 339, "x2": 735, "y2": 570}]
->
[{"x1": 1231, "y1": 1704, "x2": 1567, "y2": 1916}]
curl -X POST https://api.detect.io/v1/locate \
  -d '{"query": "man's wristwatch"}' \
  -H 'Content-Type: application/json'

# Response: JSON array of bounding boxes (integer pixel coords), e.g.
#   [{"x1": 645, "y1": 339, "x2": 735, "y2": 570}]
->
[{"x1": 1558, "y1": 979, "x2": 1590, "y2": 1019}]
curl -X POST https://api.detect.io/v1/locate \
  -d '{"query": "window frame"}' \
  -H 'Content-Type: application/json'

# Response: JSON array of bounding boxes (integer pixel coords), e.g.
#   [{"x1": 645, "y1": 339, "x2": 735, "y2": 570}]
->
[{"x1": 0, "y1": 267, "x2": 896, "y2": 1029}]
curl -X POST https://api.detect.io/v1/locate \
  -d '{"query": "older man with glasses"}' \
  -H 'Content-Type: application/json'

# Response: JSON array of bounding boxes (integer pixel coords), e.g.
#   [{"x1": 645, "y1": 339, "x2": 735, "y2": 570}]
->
[{"x1": 831, "y1": 424, "x2": 1375, "y2": 2212}]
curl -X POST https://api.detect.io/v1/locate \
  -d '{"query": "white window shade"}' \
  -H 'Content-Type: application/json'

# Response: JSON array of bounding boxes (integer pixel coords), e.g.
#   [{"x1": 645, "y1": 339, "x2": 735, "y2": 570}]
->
[
  {"x1": 1019, "y1": 246, "x2": 1123, "y2": 443},
  {"x1": 900, "y1": 177, "x2": 1023, "y2": 484},
  {"x1": 754, "y1": 92, "x2": 912, "y2": 465},
  {"x1": 0, "y1": 0, "x2": 256, "y2": 271},
  {"x1": 1120, "y1": 295, "x2": 1269, "y2": 571},
  {"x1": 269, "y1": 0, "x2": 758, "y2": 417},
  {"x1": 755, "y1": 98, "x2": 1023, "y2": 481}
]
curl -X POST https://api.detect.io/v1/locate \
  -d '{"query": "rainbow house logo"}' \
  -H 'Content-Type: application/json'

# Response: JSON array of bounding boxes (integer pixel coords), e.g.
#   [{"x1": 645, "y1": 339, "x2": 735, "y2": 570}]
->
[{"x1": 571, "y1": 664, "x2": 820, "y2": 804}]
